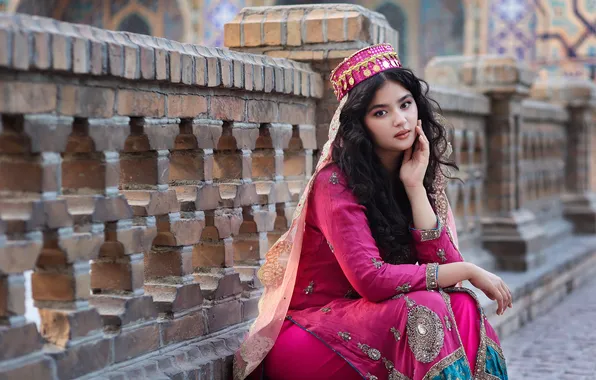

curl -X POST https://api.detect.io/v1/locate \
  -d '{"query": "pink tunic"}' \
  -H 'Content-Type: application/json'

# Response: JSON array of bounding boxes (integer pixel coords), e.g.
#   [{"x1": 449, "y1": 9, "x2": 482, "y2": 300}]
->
[{"x1": 263, "y1": 164, "x2": 507, "y2": 380}]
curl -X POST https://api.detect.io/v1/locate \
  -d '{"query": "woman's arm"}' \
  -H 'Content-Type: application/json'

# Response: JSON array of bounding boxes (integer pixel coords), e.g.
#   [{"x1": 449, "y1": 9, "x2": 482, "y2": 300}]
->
[{"x1": 407, "y1": 187, "x2": 463, "y2": 264}]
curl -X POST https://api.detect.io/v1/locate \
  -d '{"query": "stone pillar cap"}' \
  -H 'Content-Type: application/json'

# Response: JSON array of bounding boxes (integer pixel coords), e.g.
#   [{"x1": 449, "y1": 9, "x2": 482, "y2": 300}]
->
[
  {"x1": 224, "y1": 3, "x2": 398, "y2": 62},
  {"x1": 425, "y1": 55, "x2": 535, "y2": 96},
  {"x1": 531, "y1": 76, "x2": 596, "y2": 107}
]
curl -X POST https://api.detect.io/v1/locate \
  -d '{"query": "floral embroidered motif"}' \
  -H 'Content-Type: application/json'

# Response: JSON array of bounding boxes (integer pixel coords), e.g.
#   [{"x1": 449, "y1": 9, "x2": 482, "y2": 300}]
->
[
  {"x1": 383, "y1": 358, "x2": 412, "y2": 380},
  {"x1": 404, "y1": 296, "x2": 416, "y2": 308},
  {"x1": 366, "y1": 373, "x2": 378, "y2": 380},
  {"x1": 426, "y1": 263, "x2": 439, "y2": 290},
  {"x1": 437, "y1": 248, "x2": 447, "y2": 263},
  {"x1": 392, "y1": 293, "x2": 405, "y2": 300},
  {"x1": 338, "y1": 331, "x2": 351, "y2": 341},
  {"x1": 304, "y1": 281, "x2": 314, "y2": 295},
  {"x1": 395, "y1": 283, "x2": 411, "y2": 294},
  {"x1": 390, "y1": 327, "x2": 401, "y2": 341},
  {"x1": 371, "y1": 257, "x2": 383, "y2": 269},
  {"x1": 329, "y1": 172, "x2": 339, "y2": 184},
  {"x1": 358, "y1": 343, "x2": 382, "y2": 361},
  {"x1": 327, "y1": 240, "x2": 334, "y2": 253},
  {"x1": 445, "y1": 315, "x2": 452, "y2": 331},
  {"x1": 257, "y1": 239, "x2": 292, "y2": 287},
  {"x1": 321, "y1": 307, "x2": 331, "y2": 313},
  {"x1": 422, "y1": 347, "x2": 469, "y2": 380},
  {"x1": 406, "y1": 305, "x2": 445, "y2": 363}
]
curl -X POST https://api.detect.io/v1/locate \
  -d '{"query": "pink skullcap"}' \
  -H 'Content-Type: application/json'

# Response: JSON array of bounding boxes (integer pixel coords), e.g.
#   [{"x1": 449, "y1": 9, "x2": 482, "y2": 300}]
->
[{"x1": 330, "y1": 43, "x2": 402, "y2": 101}]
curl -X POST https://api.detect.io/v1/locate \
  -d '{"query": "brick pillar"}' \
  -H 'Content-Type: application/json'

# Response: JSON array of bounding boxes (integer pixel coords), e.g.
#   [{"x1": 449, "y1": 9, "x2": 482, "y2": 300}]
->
[
  {"x1": 225, "y1": 4, "x2": 398, "y2": 152},
  {"x1": 532, "y1": 78, "x2": 596, "y2": 233},
  {"x1": 427, "y1": 56, "x2": 547, "y2": 271}
]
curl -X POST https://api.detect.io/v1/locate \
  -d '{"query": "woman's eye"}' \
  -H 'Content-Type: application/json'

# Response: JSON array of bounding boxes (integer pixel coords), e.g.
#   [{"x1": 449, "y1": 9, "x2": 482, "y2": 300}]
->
[
  {"x1": 374, "y1": 110, "x2": 387, "y2": 117},
  {"x1": 401, "y1": 101, "x2": 412, "y2": 109}
]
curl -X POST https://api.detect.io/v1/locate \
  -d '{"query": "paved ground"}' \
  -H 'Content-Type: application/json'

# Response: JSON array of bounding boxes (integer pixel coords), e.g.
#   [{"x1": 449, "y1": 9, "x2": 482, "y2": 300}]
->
[{"x1": 501, "y1": 279, "x2": 596, "y2": 380}]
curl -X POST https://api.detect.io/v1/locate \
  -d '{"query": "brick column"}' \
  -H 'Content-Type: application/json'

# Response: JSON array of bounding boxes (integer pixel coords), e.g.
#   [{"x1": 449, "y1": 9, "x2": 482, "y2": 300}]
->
[
  {"x1": 532, "y1": 78, "x2": 596, "y2": 233},
  {"x1": 427, "y1": 56, "x2": 547, "y2": 271}
]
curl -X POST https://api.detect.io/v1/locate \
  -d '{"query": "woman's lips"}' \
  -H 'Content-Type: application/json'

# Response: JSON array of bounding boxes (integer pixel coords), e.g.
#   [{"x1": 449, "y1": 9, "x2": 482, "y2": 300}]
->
[{"x1": 394, "y1": 130, "x2": 410, "y2": 140}]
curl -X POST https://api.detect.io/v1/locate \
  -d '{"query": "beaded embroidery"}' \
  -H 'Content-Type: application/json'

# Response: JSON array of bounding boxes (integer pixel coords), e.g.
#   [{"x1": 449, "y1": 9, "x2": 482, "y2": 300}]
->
[
  {"x1": 358, "y1": 343, "x2": 382, "y2": 361},
  {"x1": 437, "y1": 248, "x2": 447, "y2": 263},
  {"x1": 390, "y1": 327, "x2": 401, "y2": 341},
  {"x1": 304, "y1": 281, "x2": 314, "y2": 295},
  {"x1": 338, "y1": 331, "x2": 352, "y2": 341},
  {"x1": 406, "y1": 305, "x2": 445, "y2": 363},
  {"x1": 371, "y1": 257, "x2": 383, "y2": 269},
  {"x1": 395, "y1": 283, "x2": 411, "y2": 294}
]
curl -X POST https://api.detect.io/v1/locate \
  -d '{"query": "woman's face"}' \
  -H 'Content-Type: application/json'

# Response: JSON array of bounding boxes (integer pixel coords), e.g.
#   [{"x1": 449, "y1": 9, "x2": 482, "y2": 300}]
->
[{"x1": 363, "y1": 80, "x2": 418, "y2": 155}]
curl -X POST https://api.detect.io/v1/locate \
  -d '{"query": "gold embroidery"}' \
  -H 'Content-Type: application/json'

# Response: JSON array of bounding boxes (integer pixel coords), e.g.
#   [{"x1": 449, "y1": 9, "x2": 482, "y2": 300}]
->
[
  {"x1": 404, "y1": 296, "x2": 416, "y2": 308},
  {"x1": 371, "y1": 257, "x2": 383, "y2": 269},
  {"x1": 390, "y1": 327, "x2": 401, "y2": 341},
  {"x1": 358, "y1": 343, "x2": 382, "y2": 361},
  {"x1": 338, "y1": 331, "x2": 351, "y2": 341},
  {"x1": 383, "y1": 358, "x2": 413, "y2": 380},
  {"x1": 406, "y1": 305, "x2": 445, "y2": 363},
  {"x1": 366, "y1": 373, "x2": 378, "y2": 380},
  {"x1": 257, "y1": 239, "x2": 292, "y2": 288},
  {"x1": 321, "y1": 307, "x2": 331, "y2": 313},
  {"x1": 327, "y1": 240, "x2": 334, "y2": 253},
  {"x1": 426, "y1": 263, "x2": 439, "y2": 290},
  {"x1": 437, "y1": 248, "x2": 447, "y2": 263},
  {"x1": 395, "y1": 283, "x2": 411, "y2": 293},
  {"x1": 329, "y1": 172, "x2": 339, "y2": 184},
  {"x1": 420, "y1": 226, "x2": 442, "y2": 241},
  {"x1": 392, "y1": 293, "x2": 405, "y2": 300},
  {"x1": 304, "y1": 281, "x2": 314, "y2": 295},
  {"x1": 444, "y1": 315, "x2": 452, "y2": 331}
]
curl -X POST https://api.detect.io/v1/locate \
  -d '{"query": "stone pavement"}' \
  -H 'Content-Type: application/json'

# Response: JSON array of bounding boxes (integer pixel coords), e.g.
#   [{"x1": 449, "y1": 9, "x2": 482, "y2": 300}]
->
[{"x1": 501, "y1": 278, "x2": 596, "y2": 380}]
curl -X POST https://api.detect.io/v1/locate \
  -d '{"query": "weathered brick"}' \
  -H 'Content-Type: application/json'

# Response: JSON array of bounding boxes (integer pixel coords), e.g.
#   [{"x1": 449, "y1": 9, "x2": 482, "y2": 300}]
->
[
  {"x1": 286, "y1": 10, "x2": 304, "y2": 46},
  {"x1": 0, "y1": 81, "x2": 57, "y2": 114},
  {"x1": 242, "y1": 14, "x2": 263, "y2": 47},
  {"x1": 247, "y1": 100, "x2": 278, "y2": 123},
  {"x1": 154, "y1": 212, "x2": 205, "y2": 246},
  {"x1": 181, "y1": 53, "x2": 193, "y2": 85},
  {"x1": 32, "y1": 31, "x2": 51, "y2": 69},
  {"x1": 121, "y1": 189, "x2": 180, "y2": 216},
  {"x1": 21, "y1": 115, "x2": 73, "y2": 153},
  {"x1": 0, "y1": 323, "x2": 42, "y2": 361},
  {"x1": 346, "y1": 11, "x2": 363, "y2": 41},
  {"x1": 117, "y1": 90, "x2": 165, "y2": 117},
  {"x1": 113, "y1": 323, "x2": 160, "y2": 363},
  {"x1": 264, "y1": 11, "x2": 284, "y2": 46},
  {"x1": 169, "y1": 150, "x2": 205, "y2": 182},
  {"x1": 160, "y1": 311, "x2": 206, "y2": 345},
  {"x1": 144, "y1": 282, "x2": 203, "y2": 314},
  {"x1": 72, "y1": 36, "x2": 90, "y2": 74},
  {"x1": 213, "y1": 153, "x2": 242, "y2": 180},
  {"x1": 167, "y1": 95, "x2": 208, "y2": 118},
  {"x1": 119, "y1": 152, "x2": 160, "y2": 187},
  {"x1": 195, "y1": 54, "x2": 207, "y2": 86},
  {"x1": 31, "y1": 268, "x2": 90, "y2": 302},
  {"x1": 0, "y1": 154, "x2": 54, "y2": 193},
  {"x1": 145, "y1": 246, "x2": 193, "y2": 279},
  {"x1": 0, "y1": 273, "x2": 26, "y2": 317},
  {"x1": 327, "y1": 11, "x2": 345, "y2": 42},
  {"x1": 13, "y1": 30, "x2": 30, "y2": 70},
  {"x1": 304, "y1": 8, "x2": 326, "y2": 44},
  {"x1": 224, "y1": 15, "x2": 242, "y2": 48},
  {"x1": 91, "y1": 254, "x2": 144, "y2": 292},
  {"x1": 51, "y1": 337, "x2": 112, "y2": 379},
  {"x1": 207, "y1": 56, "x2": 221, "y2": 87},
  {"x1": 210, "y1": 96, "x2": 245, "y2": 121},
  {"x1": 62, "y1": 153, "x2": 119, "y2": 192},
  {"x1": 204, "y1": 299, "x2": 242, "y2": 332},
  {"x1": 0, "y1": 355, "x2": 55, "y2": 380},
  {"x1": 0, "y1": 28, "x2": 12, "y2": 67},
  {"x1": 60, "y1": 85, "x2": 115, "y2": 118}
]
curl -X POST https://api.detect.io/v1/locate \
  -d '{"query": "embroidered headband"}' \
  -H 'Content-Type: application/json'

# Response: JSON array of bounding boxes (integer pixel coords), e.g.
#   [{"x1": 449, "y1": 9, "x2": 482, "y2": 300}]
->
[{"x1": 330, "y1": 43, "x2": 402, "y2": 101}]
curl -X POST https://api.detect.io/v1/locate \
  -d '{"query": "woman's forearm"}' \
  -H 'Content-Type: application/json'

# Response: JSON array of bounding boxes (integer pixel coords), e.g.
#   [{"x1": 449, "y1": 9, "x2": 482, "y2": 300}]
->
[
  {"x1": 437, "y1": 262, "x2": 475, "y2": 288},
  {"x1": 406, "y1": 186, "x2": 437, "y2": 230}
]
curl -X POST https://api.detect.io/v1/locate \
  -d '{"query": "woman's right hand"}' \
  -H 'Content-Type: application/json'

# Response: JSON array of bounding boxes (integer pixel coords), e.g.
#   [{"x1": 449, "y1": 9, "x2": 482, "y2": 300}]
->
[{"x1": 468, "y1": 266, "x2": 512, "y2": 316}]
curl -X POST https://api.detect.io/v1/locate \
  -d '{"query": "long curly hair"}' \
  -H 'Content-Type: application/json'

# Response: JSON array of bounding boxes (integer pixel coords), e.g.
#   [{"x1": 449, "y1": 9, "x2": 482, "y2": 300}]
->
[{"x1": 331, "y1": 68, "x2": 457, "y2": 264}]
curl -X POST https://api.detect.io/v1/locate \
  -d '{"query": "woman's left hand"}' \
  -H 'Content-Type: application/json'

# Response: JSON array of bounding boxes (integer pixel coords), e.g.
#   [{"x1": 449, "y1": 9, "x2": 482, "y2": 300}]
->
[{"x1": 399, "y1": 120, "x2": 430, "y2": 190}]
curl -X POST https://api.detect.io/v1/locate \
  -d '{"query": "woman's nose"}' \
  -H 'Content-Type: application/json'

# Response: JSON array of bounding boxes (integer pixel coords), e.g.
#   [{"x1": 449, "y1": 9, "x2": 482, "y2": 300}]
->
[{"x1": 393, "y1": 112, "x2": 407, "y2": 127}]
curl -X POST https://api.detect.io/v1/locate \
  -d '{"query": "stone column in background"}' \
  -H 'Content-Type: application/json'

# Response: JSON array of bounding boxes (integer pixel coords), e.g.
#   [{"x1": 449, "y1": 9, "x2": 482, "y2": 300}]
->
[
  {"x1": 532, "y1": 78, "x2": 596, "y2": 233},
  {"x1": 427, "y1": 56, "x2": 547, "y2": 271}
]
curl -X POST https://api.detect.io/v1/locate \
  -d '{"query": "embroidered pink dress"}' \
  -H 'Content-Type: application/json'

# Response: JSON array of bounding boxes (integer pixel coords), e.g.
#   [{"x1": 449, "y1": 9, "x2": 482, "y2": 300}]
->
[{"x1": 260, "y1": 164, "x2": 507, "y2": 380}]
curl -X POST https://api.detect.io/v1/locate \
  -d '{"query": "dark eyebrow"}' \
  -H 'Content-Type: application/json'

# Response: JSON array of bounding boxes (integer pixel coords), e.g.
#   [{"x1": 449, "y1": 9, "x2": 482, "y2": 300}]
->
[{"x1": 367, "y1": 94, "x2": 413, "y2": 112}]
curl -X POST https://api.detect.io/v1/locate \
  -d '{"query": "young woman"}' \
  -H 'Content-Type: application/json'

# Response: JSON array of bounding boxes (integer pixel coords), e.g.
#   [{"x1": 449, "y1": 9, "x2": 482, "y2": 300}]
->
[{"x1": 234, "y1": 44, "x2": 510, "y2": 380}]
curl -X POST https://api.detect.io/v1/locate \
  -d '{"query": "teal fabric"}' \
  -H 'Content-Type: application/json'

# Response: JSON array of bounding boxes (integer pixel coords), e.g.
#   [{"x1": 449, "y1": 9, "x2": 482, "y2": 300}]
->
[
  {"x1": 485, "y1": 345, "x2": 508, "y2": 379},
  {"x1": 430, "y1": 356, "x2": 472, "y2": 380}
]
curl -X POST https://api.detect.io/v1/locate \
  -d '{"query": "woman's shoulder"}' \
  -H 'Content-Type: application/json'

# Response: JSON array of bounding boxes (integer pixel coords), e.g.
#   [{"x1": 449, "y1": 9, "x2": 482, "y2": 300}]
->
[{"x1": 313, "y1": 163, "x2": 349, "y2": 190}]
